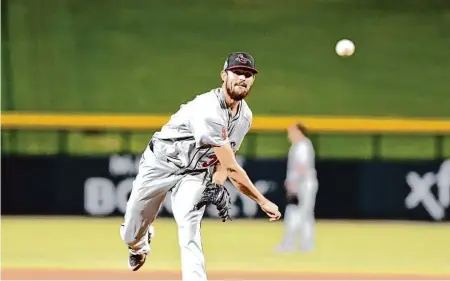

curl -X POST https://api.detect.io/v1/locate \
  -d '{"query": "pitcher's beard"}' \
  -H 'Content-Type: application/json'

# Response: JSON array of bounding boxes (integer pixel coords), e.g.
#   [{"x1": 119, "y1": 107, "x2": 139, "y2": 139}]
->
[{"x1": 226, "y1": 83, "x2": 250, "y2": 101}]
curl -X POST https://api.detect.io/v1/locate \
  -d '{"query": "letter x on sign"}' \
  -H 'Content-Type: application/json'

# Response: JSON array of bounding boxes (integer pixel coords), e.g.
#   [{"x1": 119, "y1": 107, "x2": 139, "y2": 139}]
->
[{"x1": 405, "y1": 172, "x2": 445, "y2": 220}]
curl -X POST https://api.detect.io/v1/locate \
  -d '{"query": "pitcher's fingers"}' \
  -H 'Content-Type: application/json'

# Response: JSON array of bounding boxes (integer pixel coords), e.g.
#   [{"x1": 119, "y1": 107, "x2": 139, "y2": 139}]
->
[
  {"x1": 270, "y1": 214, "x2": 281, "y2": 221},
  {"x1": 266, "y1": 213, "x2": 276, "y2": 219}
]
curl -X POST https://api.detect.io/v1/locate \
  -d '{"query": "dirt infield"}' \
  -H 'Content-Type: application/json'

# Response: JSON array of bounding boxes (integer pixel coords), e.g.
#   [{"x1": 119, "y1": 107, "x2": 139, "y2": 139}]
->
[{"x1": 2, "y1": 269, "x2": 450, "y2": 280}]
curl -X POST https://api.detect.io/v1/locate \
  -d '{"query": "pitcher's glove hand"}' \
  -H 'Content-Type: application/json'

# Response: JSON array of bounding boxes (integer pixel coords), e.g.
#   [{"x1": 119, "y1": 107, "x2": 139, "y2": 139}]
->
[{"x1": 193, "y1": 183, "x2": 232, "y2": 222}]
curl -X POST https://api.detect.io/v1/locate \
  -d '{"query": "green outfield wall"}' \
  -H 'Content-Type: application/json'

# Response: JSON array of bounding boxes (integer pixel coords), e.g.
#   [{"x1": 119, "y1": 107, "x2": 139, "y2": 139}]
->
[
  {"x1": 1, "y1": 0, "x2": 449, "y2": 157},
  {"x1": 2, "y1": 0, "x2": 449, "y2": 116}
]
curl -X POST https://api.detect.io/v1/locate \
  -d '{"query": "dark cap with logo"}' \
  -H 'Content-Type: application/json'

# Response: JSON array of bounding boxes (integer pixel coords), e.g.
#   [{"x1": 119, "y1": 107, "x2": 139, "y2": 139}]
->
[{"x1": 223, "y1": 52, "x2": 258, "y2": 74}]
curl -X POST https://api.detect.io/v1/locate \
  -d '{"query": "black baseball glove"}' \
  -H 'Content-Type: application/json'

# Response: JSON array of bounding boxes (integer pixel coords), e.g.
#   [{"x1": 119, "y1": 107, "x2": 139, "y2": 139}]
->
[{"x1": 193, "y1": 183, "x2": 232, "y2": 222}]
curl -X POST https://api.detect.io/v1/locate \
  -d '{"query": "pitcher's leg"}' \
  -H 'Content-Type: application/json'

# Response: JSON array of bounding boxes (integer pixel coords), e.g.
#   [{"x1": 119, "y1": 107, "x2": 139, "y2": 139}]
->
[
  {"x1": 120, "y1": 185, "x2": 167, "y2": 253},
  {"x1": 119, "y1": 146, "x2": 180, "y2": 271},
  {"x1": 171, "y1": 175, "x2": 207, "y2": 281}
]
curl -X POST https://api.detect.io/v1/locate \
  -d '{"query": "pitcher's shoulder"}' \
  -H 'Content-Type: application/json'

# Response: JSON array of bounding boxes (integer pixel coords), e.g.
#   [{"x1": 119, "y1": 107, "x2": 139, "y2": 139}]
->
[
  {"x1": 240, "y1": 100, "x2": 253, "y2": 122},
  {"x1": 188, "y1": 89, "x2": 228, "y2": 122},
  {"x1": 194, "y1": 88, "x2": 222, "y2": 105}
]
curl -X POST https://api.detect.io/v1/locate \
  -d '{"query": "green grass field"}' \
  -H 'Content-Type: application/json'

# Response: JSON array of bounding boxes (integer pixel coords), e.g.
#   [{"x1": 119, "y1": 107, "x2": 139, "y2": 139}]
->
[
  {"x1": 2, "y1": 217, "x2": 450, "y2": 275},
  {"x1": 2, "y1": 0, "x2": 450, "y2": 157}
]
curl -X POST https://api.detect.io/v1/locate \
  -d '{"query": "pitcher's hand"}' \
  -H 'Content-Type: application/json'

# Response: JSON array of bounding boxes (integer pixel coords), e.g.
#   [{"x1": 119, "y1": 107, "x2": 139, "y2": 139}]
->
[{"x1": 259, "y1": 200, "x2": 281, "y2": 221}]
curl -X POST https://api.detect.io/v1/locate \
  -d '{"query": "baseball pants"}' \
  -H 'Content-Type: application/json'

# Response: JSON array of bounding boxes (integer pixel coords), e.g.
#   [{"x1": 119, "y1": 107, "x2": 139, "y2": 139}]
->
[
  {"x1": 282, "y1": 182, "x2": 317, "y2": 251},
  {"x1": 120, "y1": 144, "x2": 209, "y2": 281}
]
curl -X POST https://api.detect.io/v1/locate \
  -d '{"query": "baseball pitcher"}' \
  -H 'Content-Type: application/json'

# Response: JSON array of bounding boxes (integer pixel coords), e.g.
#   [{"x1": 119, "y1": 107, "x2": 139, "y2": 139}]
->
[
  {"x1": 119, "y1": 52, "x2": 281, "y2": 281},
  {"x1": 276, "y1": 122, "x2": 318, "y2": 253}
]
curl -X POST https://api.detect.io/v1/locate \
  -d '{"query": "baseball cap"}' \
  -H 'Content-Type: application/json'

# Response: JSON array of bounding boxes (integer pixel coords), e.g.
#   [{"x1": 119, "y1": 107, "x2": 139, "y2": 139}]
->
[{"x1": 223, "y1": 52, "x2": 258, "y2": 74}]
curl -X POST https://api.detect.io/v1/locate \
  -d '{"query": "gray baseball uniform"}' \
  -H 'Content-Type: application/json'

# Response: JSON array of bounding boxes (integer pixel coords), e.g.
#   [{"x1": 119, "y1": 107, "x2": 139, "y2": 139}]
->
[
  {"x1": 120, "y1": 87, "x2": 252, "y2": 281},
  {"x1": 278, "y1": 137, "x2": 318, "y2": 252}
]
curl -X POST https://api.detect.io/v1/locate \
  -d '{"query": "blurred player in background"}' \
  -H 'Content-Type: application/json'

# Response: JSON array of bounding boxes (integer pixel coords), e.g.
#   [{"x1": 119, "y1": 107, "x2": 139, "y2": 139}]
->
[{"x1": 275, "y1": 122, "x2": 318, "y2": 253}]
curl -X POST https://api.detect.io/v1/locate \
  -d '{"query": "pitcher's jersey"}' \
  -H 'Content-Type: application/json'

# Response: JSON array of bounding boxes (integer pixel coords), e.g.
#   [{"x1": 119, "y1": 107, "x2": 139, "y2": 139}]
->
[
  {"x1": 286, "y1": 138, "x2": 318, "y2": 187},
  {"x1": 151, "y1": 87, "x2": 252, "y2": 173}
]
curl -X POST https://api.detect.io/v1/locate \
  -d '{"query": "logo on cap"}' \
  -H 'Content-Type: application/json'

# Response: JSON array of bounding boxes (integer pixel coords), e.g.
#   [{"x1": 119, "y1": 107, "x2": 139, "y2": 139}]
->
[{"x1": 235, "y1": 54, "x2": 250, "y2": 64}]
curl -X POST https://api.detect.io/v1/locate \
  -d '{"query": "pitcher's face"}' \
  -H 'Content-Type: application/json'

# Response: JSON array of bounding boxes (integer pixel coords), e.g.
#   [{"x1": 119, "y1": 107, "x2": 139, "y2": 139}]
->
[{"x1": 222, "y1": 69, "x2": 256, "y2": 101}]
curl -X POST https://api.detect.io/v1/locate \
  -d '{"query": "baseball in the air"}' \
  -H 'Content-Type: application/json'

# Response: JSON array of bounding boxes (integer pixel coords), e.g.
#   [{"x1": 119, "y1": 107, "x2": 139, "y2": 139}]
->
[{"x1": 335, "y1": 39, "x2": 355, "y2": 57}]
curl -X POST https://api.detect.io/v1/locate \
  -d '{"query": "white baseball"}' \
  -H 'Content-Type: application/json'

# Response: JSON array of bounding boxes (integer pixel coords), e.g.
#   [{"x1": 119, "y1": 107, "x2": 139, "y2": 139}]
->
[{"x1": 335, "y1": 39, "x2": 355, "y2": 57}]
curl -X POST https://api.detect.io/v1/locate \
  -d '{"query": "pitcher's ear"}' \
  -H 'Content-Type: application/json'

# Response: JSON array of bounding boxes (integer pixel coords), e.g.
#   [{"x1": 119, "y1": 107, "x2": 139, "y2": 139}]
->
[{"x1": 220, "y1": 70, "x2": 228, "y2": 82}]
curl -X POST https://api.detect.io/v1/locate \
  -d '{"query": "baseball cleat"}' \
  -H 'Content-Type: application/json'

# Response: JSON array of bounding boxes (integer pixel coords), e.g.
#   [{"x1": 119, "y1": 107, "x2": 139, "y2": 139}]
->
[
  {"x1": 128, "y1": 253, "x2": 147, "y2": 271},
  {"x1": 127, "y1": 225, "x2": 155, "y2": 271}
]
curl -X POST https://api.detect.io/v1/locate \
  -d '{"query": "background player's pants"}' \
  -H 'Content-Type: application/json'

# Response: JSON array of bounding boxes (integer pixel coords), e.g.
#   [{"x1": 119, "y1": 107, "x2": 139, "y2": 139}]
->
[
  {"x1": 280, "y1": 182, "x2": 318, "y2": 251},
  {"x1": 119, "y1": 145, "x2": 209, "y2": 281}
]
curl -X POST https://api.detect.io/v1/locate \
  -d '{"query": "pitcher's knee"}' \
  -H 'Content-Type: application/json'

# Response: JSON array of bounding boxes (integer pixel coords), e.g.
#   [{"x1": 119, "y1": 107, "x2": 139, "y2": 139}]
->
[
  {"x1": 120, "y1": 223, "x2": 138, "y2": 245},
  {"x1": 177, "y1": 223, "x2": 199, "y2": 248}
]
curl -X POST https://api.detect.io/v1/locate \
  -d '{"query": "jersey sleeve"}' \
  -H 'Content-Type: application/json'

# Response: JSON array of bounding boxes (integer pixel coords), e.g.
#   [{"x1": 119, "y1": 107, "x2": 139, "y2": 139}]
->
[
  {"x1": 235, "y1": 106, "x2": 253, "y2": 153},
  {"x1": 295, "y1": 145, "x2": 309, "y2": 165},
  {"x1": 191, "y1": 111, "x2": 228, "y2": 148},
  {"x1": 295, "y1": 143, "x2": 314, "y2": 167},
  {"x1": 287, "y1": 143, "x2": 314, "y2": 182}
]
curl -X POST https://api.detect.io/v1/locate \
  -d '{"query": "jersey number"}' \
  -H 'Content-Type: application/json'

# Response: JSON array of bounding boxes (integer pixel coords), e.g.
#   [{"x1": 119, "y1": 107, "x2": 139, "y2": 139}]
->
[{"x1": 201, "y1": 155, "x2": 219, "y2": 168}]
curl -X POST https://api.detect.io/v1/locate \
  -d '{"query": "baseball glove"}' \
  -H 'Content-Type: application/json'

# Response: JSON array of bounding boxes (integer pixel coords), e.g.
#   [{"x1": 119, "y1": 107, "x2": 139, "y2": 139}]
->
[{"x1": 193, "y1": 183, "x2": 232, "y2": 222}]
